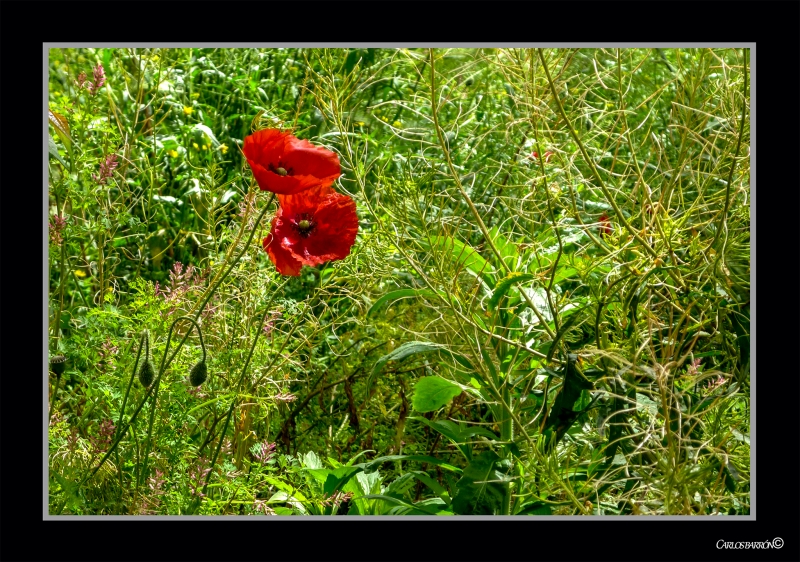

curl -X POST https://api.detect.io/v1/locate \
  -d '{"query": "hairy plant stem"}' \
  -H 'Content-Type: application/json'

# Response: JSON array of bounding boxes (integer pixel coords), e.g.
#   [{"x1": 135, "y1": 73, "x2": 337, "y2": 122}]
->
[{"x1": 115, "y1": 330, "x2": 146, "y2": 487}]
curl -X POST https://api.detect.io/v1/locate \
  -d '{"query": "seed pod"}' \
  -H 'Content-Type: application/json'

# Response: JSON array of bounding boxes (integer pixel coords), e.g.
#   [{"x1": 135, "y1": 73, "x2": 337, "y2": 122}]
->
[
  {"x1": 189, "y1": 360, "x2": 208, "y2": 387},
  {"x1": 138, "y1": 359, "x2": 156, "y2": 388},
  {"x1": 50, "y1": 355, "x2": 67, "y2": 376}
]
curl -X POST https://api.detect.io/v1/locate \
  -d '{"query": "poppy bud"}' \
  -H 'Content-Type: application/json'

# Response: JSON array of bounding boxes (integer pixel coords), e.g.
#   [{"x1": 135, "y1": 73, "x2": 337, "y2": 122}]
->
[
  {"x1": 138, "y1": 359, "x2": 156, "y2": 388},
  {"x1": 50, "y1": 355, "x2": 67, "y2": 376},
  {"x1": 189, "y1": 360, "x2": 208, "y2": 387}
]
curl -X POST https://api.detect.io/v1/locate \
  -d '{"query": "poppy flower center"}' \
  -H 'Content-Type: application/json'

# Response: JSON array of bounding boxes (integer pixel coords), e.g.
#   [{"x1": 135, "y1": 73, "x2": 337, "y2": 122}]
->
[
  {"x1": 268, "y1": 162, "x2": 293, "y2": 176},
  {"x1": 292, "y1": 214, "x2": 316, "y2": 238}
]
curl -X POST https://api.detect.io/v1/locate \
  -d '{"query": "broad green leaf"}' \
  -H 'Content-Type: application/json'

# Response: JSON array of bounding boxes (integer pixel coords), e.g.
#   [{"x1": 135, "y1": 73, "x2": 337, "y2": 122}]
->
[
  {"x1": 451, "y1": 450, "x2": 506, "y2": 515},
  {"x1": 356, "y1": 494, "x2": 441, "y2": 515},
  {"x1": 411, "y1": 376, "x2": 462, "y2": 413},
  {"x1": 489, "y1": 272, "x2": 537, "y2": 311},
  {"x1": 301, "y1": 450, "x2": 322, "y2": 469},
  {"x1": 367, "y1": 288, "x2": 440, "y2": 318},
  {"x1": 488, "y1": 226, "x2": 519, "y2": 270},
  {"x1": 360, "y1": 454, "x2": 462, "y2": 474},
  {"x1": 191, "y1": 123, "x2": 220, "y2": 146},
  {"x1": 517, "y1": 502, "x2": 553, "y2": 515},
  {"x1": 410, "y1": 416, "x2": 498, "y2": 461},
  {"x1": 367, "y1": 341, "x2": 451, "y2": 396},
  {"x1": 304, "y1": 466, "x2": 364, "y2": 495},
  {"x1": 406, "y1": 471, "x2": 451, "y2": 504}
]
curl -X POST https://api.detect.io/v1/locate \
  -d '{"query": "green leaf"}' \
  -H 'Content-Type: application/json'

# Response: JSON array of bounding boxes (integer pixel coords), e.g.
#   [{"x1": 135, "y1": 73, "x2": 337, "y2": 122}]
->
[
  {"x1": 356, "y1": 494, "x2": 442, "y2": 515},
  {"x1": 489, "y1": 272, "x2": 537, "y2": 311},
  {"x1": 48, "y1": 109, "x2": 72, "y2": 150},
  {"x1": 360, "y1": 454, "x2": 462, "y2": 474},
  {"x1": 367, "y1": 341, "x2": 445, "y2": 395},
  {"x1": 48, "y1": 135, "x2": 68, "y2": 168},
  {"x1": 301, "y1": 450, "x2": 322, "y2": 469},
  {"x1": 367, "y1": 288, "x2": 440, "y2": 318},
  {"x1": 410, "y1": 416, "x2": 498, "y2": 461},
  {"x1": 191, "y1": 123, "x2": 220, "y2": 147},
  {"x1": 451, "y1": 450, "x2": 506, "y2": 515},
  {"x1": 303, "y1": 466, "x2": 364, "y2": 496},
  {"x1": 517, "y1": 501, "x2": 553, "y2": 515},
  {"x1": 488, "y1": 226, "x2": 519, "y2": 270},
  {"x1": 426, "y1": 236, "x2": 496, "y2": 287},
  {"x1": 411, "y1": 376, "x2": 462, "y2": 413},
  {"x1": 48, "y1": 108, "x2": 73, "y2": 171}
]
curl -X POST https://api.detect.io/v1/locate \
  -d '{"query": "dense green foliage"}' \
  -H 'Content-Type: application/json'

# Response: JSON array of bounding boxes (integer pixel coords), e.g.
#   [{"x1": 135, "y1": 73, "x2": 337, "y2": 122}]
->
[{"x1": 48, "y1": 47, "x2": 750, "y2": 515}]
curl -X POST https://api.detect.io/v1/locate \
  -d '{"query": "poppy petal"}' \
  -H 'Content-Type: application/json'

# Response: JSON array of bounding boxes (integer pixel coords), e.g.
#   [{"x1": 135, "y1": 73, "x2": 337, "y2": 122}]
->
[
  {"x1": 293, "y1": 193, "x2": 358, "y2": 264},
  {"x1": 243, "y1": 129, "x2": 341, "y2": 195},
  {"x1": 263, "y1": 230, "x2": 303, "y2": 276},
  {"x1": 283, "y1": 138, "x2": 341, "y2": 180},
  {"x1": 265, "y1": 185, "x2": 358, "y2": 274}
]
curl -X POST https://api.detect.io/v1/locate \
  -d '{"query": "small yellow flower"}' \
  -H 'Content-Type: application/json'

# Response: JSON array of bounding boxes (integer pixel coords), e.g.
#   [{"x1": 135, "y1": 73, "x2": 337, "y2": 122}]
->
[
  {"x1": 193, "y1": 142, "x2": 199, "y2": 150},
  {"x1": 392, "y1": 120, "x2": 402, "y2": 128},
  {"x1": 219, "y1": 143, "x2": 229, "y2": 154},
  {"x1": 74, "y1": 269, "x2": 87, "y2": 278},
  {"x1": 354, "y1": 121, "x2": 365, "y2": 127},
  {"x1": 201, "y1": 144, "x2": 208, "y2": 151},
  {"x1": 183, "y1": 106, "x2": 194, "y2": 116},
  {"x1": 168, "y1": 149, "x2": 179, "y2": 158},
  {"x1": 380, "y1": 116, "x2": 388, "y2": 122}
]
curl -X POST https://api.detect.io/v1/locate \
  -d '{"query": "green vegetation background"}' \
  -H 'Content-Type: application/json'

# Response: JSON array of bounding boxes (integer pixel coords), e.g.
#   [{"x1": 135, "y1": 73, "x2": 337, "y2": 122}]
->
[{"x1": 48, "y1": 48, "x2": 750, "y2": 516}]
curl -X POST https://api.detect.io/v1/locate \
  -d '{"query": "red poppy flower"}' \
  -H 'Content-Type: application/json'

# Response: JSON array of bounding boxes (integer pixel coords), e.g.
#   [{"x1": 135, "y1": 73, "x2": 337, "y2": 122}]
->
[
  {"x1": 598, "y1": 212, "x2": 612, "y2": 237},
  {"x1": 243, "y1": 129, "x2": 341, "y2": 195},
  {"x1": 263, "y1": 185, "x2": 358, "y2": 276},
  {"x1": 532, "y1": 150, "x2": 554, "y2": 163}
]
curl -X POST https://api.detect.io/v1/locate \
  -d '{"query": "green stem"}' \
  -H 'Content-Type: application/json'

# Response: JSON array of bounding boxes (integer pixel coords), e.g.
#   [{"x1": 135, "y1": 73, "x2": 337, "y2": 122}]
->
[
  {"x1": 500, "y1": 385, "x2": 513, "y2": 516},
  {"x1": 115, "y1": 330, "x2": 146, "y2": 487}
]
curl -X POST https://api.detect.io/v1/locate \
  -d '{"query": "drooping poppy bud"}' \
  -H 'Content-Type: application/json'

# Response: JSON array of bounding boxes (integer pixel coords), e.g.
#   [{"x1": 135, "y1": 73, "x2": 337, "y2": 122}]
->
[
  {"x1": 138, "y1": 359, "x2": 156, "y2": 388},
  {"x1": 189, "y1": 360, "x2": 208, "y2": 387}
]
